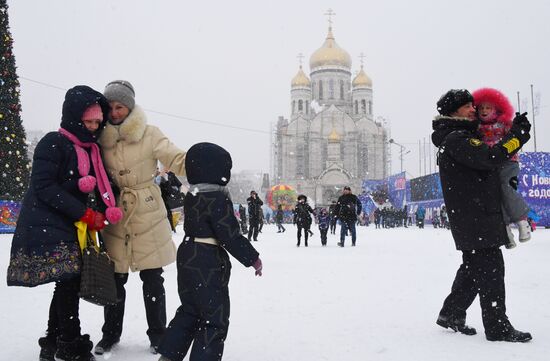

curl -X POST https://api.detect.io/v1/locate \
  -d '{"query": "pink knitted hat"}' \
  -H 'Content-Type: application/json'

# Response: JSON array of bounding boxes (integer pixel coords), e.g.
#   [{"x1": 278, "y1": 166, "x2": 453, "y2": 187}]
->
[{"x1": 81, "y1": 103, "x2": 103, "y2": 121}]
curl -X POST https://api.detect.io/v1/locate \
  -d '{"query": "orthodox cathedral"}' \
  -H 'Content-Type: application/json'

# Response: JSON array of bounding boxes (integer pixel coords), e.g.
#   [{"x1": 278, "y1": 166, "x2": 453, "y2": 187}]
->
[{"x1": 272, "y1": 19, "x2": 389, "y2": 206}]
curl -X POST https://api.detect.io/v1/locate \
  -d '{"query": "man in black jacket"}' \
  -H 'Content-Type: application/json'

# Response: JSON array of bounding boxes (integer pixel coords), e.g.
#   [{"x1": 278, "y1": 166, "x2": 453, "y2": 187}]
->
[
  {"x1": 334, "y1": 186, "x2": 362, "y2": 247},
  {"x1": 432, "y1": 89, "x2": 532, "y2": 342},
  {"x1": 247, "y1": 190, "x2": 263, "y2": 241}
]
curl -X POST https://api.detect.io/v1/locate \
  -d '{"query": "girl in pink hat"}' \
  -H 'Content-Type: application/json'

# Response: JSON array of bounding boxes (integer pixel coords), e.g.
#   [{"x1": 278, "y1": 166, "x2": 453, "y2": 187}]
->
[{"x1": 473, "y1": 87, "x2": 531, "y2": 248}]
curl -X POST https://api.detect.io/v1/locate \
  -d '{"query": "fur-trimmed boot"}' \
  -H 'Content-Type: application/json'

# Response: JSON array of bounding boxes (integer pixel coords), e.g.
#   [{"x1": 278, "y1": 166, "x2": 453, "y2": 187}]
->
[
  {"x1": 55, "y1": 334, "x2": 95, "y2": 361},
  {"x1": 38, "y1": 336, "x2": 56, "y2": 361},
  {"x1": 517, "y1": 219, "x2": 532, "y2": 242},
  {"x1": 505, "y1": 225, "x2": 517, "y2": 249}
]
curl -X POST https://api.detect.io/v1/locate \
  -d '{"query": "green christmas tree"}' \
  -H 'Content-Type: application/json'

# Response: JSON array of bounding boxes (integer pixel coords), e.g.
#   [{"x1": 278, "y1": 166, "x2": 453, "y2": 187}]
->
[{"x1": 0, "y1": 0, "x2": 30, "y2": 201}]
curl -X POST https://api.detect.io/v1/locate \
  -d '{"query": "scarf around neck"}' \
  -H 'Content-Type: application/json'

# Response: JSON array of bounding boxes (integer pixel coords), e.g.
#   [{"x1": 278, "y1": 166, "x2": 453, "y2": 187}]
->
[{"x1": 59, "y1": 127, "x2": 123, "y2": 224}]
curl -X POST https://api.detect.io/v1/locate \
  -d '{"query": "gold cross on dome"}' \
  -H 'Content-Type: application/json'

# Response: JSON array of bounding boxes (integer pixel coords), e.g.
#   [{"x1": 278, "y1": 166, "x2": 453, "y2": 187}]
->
[
  {"x1": 359, "y1": 53, "x2": 366, "y2": 67},
  {"x1": 324, "y1": 8, "x2": 336, "y2": 26},
  {"x1": 297, "y1": 53, "x2": 304, "y2": 66}
]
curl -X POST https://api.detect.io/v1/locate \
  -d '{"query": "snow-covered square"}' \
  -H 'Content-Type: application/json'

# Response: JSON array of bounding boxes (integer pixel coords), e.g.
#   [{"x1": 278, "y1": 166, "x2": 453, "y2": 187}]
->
[{"x1": 1, "y1": 224, "x2": 549, "y2": 361}]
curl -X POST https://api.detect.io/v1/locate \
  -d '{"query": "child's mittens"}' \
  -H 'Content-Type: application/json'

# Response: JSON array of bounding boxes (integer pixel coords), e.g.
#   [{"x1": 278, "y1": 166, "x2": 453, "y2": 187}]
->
[{"x1": 253, "y1": 257, "x2": 263, "y2": 277}]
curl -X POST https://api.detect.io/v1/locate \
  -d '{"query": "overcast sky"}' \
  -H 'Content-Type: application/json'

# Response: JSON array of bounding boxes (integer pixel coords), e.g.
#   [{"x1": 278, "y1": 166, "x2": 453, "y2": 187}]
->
[{"x1": 8, "y1": 0, "x2": 550, "y2": 177}]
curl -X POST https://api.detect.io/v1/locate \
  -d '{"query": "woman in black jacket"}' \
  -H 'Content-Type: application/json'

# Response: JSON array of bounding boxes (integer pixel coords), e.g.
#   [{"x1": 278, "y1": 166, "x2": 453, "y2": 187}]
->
[
  {"x1": 293, "y1": 194, "x2": 315, "y2": 247},
  {"x1": 7, "y1": 86, "x2": 120, "y2": 361}
]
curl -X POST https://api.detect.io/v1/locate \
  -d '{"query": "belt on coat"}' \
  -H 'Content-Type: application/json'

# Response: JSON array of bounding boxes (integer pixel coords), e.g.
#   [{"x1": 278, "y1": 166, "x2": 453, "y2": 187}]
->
[
  {"x1": 184, "y1": 235, "x2": 219, "y2": 246},
  {"x1": 120, "y1": 179, "x2": 157, "y2": 228}
]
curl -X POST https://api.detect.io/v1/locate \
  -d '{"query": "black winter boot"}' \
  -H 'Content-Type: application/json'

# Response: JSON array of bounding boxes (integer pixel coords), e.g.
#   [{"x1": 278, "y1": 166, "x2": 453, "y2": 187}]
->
[
  {"x1": 486, "y1": 328, "x2": 532, "y2": 342},
  {"x1": 436, "y1": 315, "x2": 476, "y2": 335},
  {"x1": 38, "y1": 336, "x2": 56, "y2": 361},
  {"x1": 94, "y1": 336, "x2": 120, "y2": 355},
  {"x1": 55, "y1": 334, "x2": 95, "y2": 361}
]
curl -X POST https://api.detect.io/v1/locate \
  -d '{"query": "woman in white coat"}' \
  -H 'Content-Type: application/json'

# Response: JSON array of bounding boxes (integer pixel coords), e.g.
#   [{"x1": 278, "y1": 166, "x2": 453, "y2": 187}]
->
[{"x1": 95, "y1": 80, "x2": 186, "y2": 355}]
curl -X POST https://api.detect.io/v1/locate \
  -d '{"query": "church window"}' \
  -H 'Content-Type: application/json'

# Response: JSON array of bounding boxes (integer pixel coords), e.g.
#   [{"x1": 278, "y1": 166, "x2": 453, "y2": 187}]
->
[
  {"x1": 361, "y1": 99, "x2": 367, "y2": 114},
  {"x1": 354, "y1": 100, "x2": 358, "y2": 115},
  {"x1": 329, "y1": 79, "x2": 334, "y2": 99},
  {"x1": 340, "y1": 80, "x2": 344, "y2": 100},
  {"x1": 292, "y1": 100, "x2": 295, "y2": 114},
  {"x1": 319, "y1": 80, "x2": 323, "y2": 100},
  {"x1": 296, "y1": 144, "x2": 305, "y2": 177},
  {"x1": 368, "y1": 101, "x2": 373, "y2": 115},
  {"x1": 298, "y1": 99, "x2": 303, "y2": 112},
  {"x1": 306, "y1": 101, "x2": 309, "y2": 114}
]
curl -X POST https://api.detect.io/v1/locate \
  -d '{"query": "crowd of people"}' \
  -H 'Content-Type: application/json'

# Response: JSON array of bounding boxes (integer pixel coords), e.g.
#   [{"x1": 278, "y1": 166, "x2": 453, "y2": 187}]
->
[{"x1": 4, "y1": 83, "x2": 536, "y2": 361}]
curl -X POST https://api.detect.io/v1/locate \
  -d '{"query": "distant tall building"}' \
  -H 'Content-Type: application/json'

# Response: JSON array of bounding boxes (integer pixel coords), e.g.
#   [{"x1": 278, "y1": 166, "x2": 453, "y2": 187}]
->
[{"x1": 272, "y1": 16, "x2": 389, "y2": 206}]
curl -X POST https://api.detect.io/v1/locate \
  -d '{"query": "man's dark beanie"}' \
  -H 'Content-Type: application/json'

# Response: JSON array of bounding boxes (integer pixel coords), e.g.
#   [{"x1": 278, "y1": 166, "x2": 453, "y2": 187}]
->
[
  {"x1": 437, "y1": 89, "x2": 473, "y2": 115},
  {"x1": 185, "y1": 142, "x2": 232, "y2": 186}
]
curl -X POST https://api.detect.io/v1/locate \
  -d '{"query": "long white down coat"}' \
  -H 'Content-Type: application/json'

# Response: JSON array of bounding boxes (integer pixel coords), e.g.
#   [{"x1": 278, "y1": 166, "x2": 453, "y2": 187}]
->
[{"x1": 99, "y1": 105, "x2": 185, "y2": 273}]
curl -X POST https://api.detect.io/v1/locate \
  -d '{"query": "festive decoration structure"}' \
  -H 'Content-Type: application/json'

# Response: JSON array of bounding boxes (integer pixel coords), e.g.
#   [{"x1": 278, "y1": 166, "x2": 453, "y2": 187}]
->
[
  {"x1": 267, "y1": 184, "x2": 298, "y2": 211},
  {"x1": 0, "y1": 0, "x2": 30, "y2": 201}
]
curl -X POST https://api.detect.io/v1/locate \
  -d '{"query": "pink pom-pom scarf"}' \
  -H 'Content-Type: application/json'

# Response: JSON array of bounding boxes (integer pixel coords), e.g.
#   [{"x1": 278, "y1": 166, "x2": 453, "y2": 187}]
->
[{"x1": 59, "y1": 127, "x2": 122, "y2": 224}]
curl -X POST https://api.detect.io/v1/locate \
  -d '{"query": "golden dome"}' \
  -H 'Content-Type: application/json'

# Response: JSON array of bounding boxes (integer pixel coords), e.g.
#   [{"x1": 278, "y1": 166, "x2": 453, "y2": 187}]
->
[
  {"x1": 328, "y1": 127, "x2": 341, "y2": 143},
  {"x1": 352, "y1": 66, "x2": 373, "y2": 88},
  {"x1": 291, "y1": 66, "x2": 311, "y2": 88},
  {"x1": 309, "y1": 27, "x2": 352, "y2": 70}
]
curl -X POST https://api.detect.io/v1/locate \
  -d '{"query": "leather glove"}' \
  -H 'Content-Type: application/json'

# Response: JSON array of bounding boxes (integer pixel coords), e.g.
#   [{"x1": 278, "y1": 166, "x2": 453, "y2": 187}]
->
[
  {"x1": 80, "y1": 208, "x2": 106, "y2": 231},
  {"x1": 511, "y1": 112, "x2": 531, "y2": 135},
  {"x1": 252, "y1": 257, "x2": 263, "y2": 277}
]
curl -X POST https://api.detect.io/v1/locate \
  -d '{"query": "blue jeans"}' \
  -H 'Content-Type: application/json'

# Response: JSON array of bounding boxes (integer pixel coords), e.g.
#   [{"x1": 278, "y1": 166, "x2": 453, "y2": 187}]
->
[{"x1": 340, "y1": 220, "x2": 357, "y2": 245}]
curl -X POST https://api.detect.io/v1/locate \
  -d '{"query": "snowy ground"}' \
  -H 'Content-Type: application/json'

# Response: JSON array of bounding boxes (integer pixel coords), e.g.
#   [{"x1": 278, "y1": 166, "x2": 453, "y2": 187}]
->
[{"x1": 1, "y1": 224, "x2": 549, "y2": 361}]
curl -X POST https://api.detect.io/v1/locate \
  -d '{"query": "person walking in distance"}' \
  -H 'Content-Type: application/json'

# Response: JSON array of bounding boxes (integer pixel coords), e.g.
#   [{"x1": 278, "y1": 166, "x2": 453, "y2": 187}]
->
[
  {"x1": 317, "y1": 208, "x2": 330, "y2": 246},
  {"x1": 432, "y1": 89, "x2": 532, "y2": 342},
  {"x1": 293, "y1": 194, "x2": 315, "y2": 247},
  {"x1": 275, "y1": 204, "x2": 286, "y2": 233},
  {"x1": 328, "y1": 200, "x2": 337, "y2": 234},
  {"x1": 247, "y1": 191, "x2": 263, "y2": 241},
  {"x1": 334, "y1": 186, "x2": 362, "y2": 247}
]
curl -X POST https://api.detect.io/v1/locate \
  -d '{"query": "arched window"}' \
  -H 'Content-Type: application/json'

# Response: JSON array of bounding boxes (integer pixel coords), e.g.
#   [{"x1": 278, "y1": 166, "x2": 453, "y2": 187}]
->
[
  {"x1": 319, "y1": 80, "x2": 323, "y2": 100},
  {"x1": 298, "y1": 99, "x2": 303, "y2": 112},
  {"x1": 354, "y1": 100, "x2": 358, "y2": 114},
  {"x1": 368, "y1": 101, "x2": 373, "y2": 115},
  {"x1": 329, "y1": 79, "x2": 334, "y2": 99},
  {"x1": 340, "y1": 80, "x2": 345, "y2": 100},
  {"x1": 306, "y1": 100, "x2": 309, "y2": 114},
  {"x1": 361, "y1": 99, "x2": 366, "y2": 114},
  {"x1": 292, "y1": 100, "x2": 295, "y2": 114}
]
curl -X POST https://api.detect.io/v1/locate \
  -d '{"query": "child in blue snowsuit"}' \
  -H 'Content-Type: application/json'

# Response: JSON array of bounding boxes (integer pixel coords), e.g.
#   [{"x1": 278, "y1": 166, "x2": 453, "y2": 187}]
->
[
  {"x1": 318, "y1": 208, "x2": 330, "y2": 246},
  {"x1": 158, "y1": 143, "x2": 263, "y2": 361}
]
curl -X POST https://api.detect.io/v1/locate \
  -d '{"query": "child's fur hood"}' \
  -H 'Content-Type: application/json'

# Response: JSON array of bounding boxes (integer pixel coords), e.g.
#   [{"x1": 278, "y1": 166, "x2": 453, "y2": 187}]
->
[{"x1": 472, "y1": 88, "x2": 515, "y2": 125}]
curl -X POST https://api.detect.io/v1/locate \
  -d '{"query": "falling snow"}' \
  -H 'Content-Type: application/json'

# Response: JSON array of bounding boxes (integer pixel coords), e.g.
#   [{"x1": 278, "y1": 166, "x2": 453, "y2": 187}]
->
[{"x1": 1, "y1": 226, "x2": 549, "y2": 360}]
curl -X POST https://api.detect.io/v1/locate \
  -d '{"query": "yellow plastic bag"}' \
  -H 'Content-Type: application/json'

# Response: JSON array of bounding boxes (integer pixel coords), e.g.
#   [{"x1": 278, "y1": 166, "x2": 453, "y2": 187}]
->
[{"x1": 74, "y1": 221, "x2": 99, "y2": 253}]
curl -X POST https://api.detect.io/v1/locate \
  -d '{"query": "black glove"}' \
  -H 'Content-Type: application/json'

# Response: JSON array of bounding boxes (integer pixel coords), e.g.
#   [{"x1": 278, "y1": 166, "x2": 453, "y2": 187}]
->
[{"x1": 511, "y1": 112, "x2": 531, "y2": 134}]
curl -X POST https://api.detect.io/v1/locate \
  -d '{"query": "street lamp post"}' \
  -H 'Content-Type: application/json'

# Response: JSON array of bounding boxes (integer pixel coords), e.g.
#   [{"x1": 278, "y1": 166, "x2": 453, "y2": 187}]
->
[{"x1": 388, "y1": 138, "x2": 409, "y2": 174}]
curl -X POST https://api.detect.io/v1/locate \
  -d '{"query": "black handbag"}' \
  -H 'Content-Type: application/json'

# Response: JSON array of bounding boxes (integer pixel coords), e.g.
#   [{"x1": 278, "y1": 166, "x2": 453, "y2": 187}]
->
[
  {"x1": 79, "y1": 231, "x2": 118, "y2": 306},
  {"x1": 160, "y1": 180, "x2": 185, "y2": 209},
  {"x1": 165, "y1": 190, "x2": 185, "y2": 209}
]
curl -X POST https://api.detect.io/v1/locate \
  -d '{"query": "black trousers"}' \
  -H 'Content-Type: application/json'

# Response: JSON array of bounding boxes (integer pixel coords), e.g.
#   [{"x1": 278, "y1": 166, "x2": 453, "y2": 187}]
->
[
  {"x1": 101, "y1": 268, "x2": 167, "y2": 343},
  {"x1": 329, "y1": 219, "x2": 337, "y2": 234},
  {"x1": 297, "y1": 224, "x2": 310, "y2": 246},
  {"x1": 439, "y1": 248, "x2": 511, "y2": 336},
  {"x1": 276, "y1": 222, "x2": 286, "y2": 232},
  {"x1": 320, "y1": 228, "x2": 328, "y2": 246},
  {"x1": 160, "y1": 241, "x2": 231, "y2": 361},
  {"x1": 247, "y1": 220, "x2": 259, "y2": 241},
  {"x1": 46, "y1": 276, "x2": 81, "y2": 341}
]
